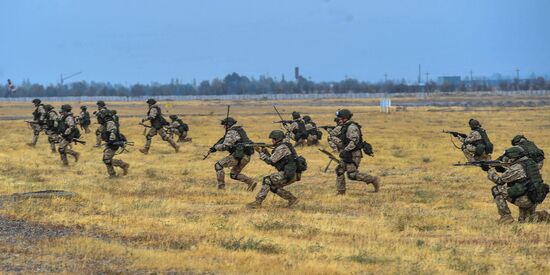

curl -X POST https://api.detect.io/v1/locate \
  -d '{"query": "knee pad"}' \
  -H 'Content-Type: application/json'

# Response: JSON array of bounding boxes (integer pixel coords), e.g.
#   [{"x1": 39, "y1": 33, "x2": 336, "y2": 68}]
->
[
  {"x1": 230, "y1": 172, "x2": 239, "y2": 180},
  {"x1": 270, "y1": 186, "x2": 279, "y2": 192},
  {"x1": 58, "y1": 147, "x2": 65, "y2": 154},
  {"x1": 103, "y1": 157, "x2": 112, "y2": 165},
  {"x1": 347, "y1": 171, "x2": 358, "y2": 180},
  {"x1": 262, "y1": 176, "x2": 272, "y2": 186},
  {"x1": 214, "y1": 162, "x2": 223, "y2": 172},
  {"x1": 336, "y1": 165, "x2": 345, "y2": 176},
  {"x1": 491, "y1": 186, "x2": 500, "y2": 199}
]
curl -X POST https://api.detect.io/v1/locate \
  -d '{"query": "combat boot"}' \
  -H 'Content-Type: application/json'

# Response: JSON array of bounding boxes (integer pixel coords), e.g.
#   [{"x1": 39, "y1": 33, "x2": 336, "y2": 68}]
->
[
  {"x1": 121, "y1": 163, "x2": 130, "y2": 176},
  {"x1": 336, "y1": 190, "x2": 346, "y2": 195},
  {"x1": 246, "y1": 201, "x2": 262, "y2": 209},
  {"x1": 536, "y1": 210, "x2": 550, "y2": 222},
  {"x1": 217, "y1": 184, "x2": 226, "y2": 190},
  {"x1": 371, "y1": 176, "x2": 380, "y2": 193},
  {"x1": 139, "y1": 148, "x2": 149, "y2": 154},
  {"x1": 497, "y1": 215, "x2": 514, "y2": 225},
  {"x1": 286, "y1": 197, "x2": 299, "y2": 208}
]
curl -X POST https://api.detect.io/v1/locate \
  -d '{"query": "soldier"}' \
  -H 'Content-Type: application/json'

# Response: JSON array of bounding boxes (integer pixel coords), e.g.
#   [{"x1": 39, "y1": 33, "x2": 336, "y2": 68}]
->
[
  {"x1": 111, "y1": 110, "x2": 120, "y2": 127},
  {"x1": 485, "y1": 146, "x2": 550, "y2": 224},
  {"x1": 511, "y1": 135, "x2": 545, "y2": 169},
  {"x1": 78, "y1": 106, "x2": 91, "y2": 134},
  {"x1": 101, "y1": 111, "x2": 130, "y2": 178},
  {"x1": 28, "y1": 98, "x2": 46, "y2": 146},
  {"x1": 287, "y1": 111, "x2": 308, "y2": 146},
  {"x1": 44, "y1": 104, "x2": 60, "y2": 153},
  {"x1": 57, "y1": 105, "x2": 80, "y2": 166},
  {"x1": 169, "y1": 115, "x2": 191, "y2": 143},
  {"x1": 457, "y1": 119, "x2": 493, "y2": 162},
  {"x1": 331, "y1": 109, "x2": 379, "y2": 194},
  {"x1": 94, "y1": 101, "x2": 109, "y2": 147},
  {"x1": 209, "y1": 117, "x2": 256, "y2": 190},
  {"x1": 303, "y1": 115, "x2": 321, "y2": 146},
  {"x1": 246, "y1": 130, "x2": 306, "y2": 208},
  {"x1": 139, "y1": 99, "x2": 179, "y2": 154}
]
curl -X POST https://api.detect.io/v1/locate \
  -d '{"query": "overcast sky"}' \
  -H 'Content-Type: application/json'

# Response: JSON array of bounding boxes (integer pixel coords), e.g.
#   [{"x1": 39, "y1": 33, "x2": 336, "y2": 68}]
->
[{"x1": 1, "y1": 0, "x2": 549, "y2": 85}]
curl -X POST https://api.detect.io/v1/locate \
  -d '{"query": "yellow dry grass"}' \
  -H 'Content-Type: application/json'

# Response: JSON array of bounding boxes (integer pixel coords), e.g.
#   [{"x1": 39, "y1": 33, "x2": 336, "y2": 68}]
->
[{"x1": 0, "y1": 100, "x2": 549, "y2": 274}]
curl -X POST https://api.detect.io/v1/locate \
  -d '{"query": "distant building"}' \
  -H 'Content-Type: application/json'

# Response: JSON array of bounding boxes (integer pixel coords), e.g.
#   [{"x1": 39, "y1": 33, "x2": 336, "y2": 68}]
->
[{"x1": 437, "y1": 76, "x2": 461, "y2": 85}]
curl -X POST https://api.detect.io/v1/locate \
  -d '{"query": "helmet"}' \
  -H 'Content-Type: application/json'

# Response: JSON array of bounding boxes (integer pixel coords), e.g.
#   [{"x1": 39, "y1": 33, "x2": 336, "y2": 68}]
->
[
  {"x1": 269, "y1": 130, "x2": 285, "y2": 140},
  {"x1": 336, "y1": 109, "x2": 353, "y2": 119},
  {"x1": 146, "y1": 98, "x2": 157, "y2": 105},
  {"x1": 112, "y1": 110, "x2": 117, "y2": 115},
  {"x1": 32, "y1": 98, "x2": 41, "y2": 104},
  {"x1": 511, "y1": 135, "x2": 526, "y2": 146},
  {"x1": 469, "y1": 119, "x2": 481, "y2": 129},
  {"x1": 80, "y1": 105, "x2": 87, "y2": 110},
  {"x1": 292, "y1": 111, "x2": 301, "y2": 120},
  {"x1": 44, "y1": 104, "x2": 54, "y2": 111},
  {"x1": 504, "y1": 146, "x2": 525, "y2": 159},
  {"x1": 60, "y1": 104, "x2": 72, "y2": 113},
  {"x1": 96, "y1": 100, "x2": 106, "y2": 107},
  {"x1": 221, "y1": 117, "x2": 237, "y2": 126},
  {"x1": 303, "y1": 115, "x2": 311, "y2": 122},
  {"x1": 169, "y1": 115, "x2": 178, "y2": 120}
]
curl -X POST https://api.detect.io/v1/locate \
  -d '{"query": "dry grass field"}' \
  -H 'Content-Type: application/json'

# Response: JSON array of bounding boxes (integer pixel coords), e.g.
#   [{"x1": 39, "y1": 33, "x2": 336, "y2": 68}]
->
[{"x1": 0, "y1": 99, "x2": 550, "y2": 274}]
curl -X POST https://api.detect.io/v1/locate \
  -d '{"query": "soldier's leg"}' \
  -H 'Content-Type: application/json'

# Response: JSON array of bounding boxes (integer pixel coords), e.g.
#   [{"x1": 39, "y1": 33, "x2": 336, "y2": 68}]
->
[
  {"x1": 47, "y1": 134, "x2": 57, "y2": 153},
  {"x1": 230, "y1": 155, "x2": 256, "y2": 190},
  {"x1": 159, "y1": 128, "x2": 179, "y2": 152},
  {"x1": 95, "y1": 125, "x2": 104, "y2": 147},
  {"x1": 335, "y1": 161, "x2": 347, "y2": 194},
  {"x1": 29, "y1": 124, "x2": 41, "y2": 146},
  {"x1": 347, "y1": 156, "x2": 380, "y2": 192},
  {"x1": 491, "y1": 185, "x2": 514, "y2": 224},
  {"x1": 103, "y1": 148, "x2": 117, "y2": 177},
  {"x1": 462, "y1": 147, "x2": 476, "y2": 162},
  {"x1": 58, "y1": 139, "x2": 70, "y2": 166},
  {"x1": 215, "y1": 155, "x2": 237, "y2": 189},
  {"x1": 112, "y1": 158, "x2": 130, "y2": 175},
  {"x1": 140, "y1": 128, "x2": 157, "y2": 154},
  {"x1": 65, "y1": 145, "x2": 80, "y2": 162},
  {"x1": 269, "y1": 172, "x2": 298, "y2": 207},
  {"x1": 514, "y1": 196, "x2": 537, "y2": 222},
  {"x1": 84, "y1": 125, "x2": 91, "y2": 134}
]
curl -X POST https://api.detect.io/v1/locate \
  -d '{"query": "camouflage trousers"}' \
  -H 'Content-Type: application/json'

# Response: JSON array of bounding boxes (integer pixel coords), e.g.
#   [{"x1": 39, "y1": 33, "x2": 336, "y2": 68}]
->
[
  {"x1": 103, "y1": 147, "x2": 129, "y2": 177},
  {"x1": 462, "y1": 145, "x2": 491, "y2": 162},
  {"x1": 30, "y1": 124, "x2": 44, "y2": 146},
  {"x1": 255, "y1": 171, "x2": 299, "y2": 203},
  {"x1": 336, "y1": 155, "x2": 377, "y2": 192},
  {"x1": 81, "y1": 124, "x2": 91, "y2": 134},
  {"x1": 45, "y1": 130, "x2": 59, "y2": 152},
  {"x1": 306, "y1": 134, "x2": 319, "y2": 146},
  {"x1": 95, "y1": 125, "x2": 105, "y2": 146},
  {"x1": 215, "y1": 154, "x2": 254, "y2": 188},
  {"x1": 176, "y1": 131, "x2": 191, "y2": 143},
  {"x1": 492, "y1": 184, "x2": 538, "y2": 222},
  {"x1": 144, "y1": 127, "x2": 178, "y2": 152},
  {"x1": 58, "y1": 138, "x2": 79, "y2": 166}
]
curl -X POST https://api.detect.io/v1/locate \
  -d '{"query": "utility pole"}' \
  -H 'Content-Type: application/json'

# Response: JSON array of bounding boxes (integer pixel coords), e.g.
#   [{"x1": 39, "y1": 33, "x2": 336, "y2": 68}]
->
[
  {"x1": 417, "y1": 64, "x2": 421, "y2": 84},
  {"x1": 515, "y1": 68, "x2": 520, "y2": 91}
]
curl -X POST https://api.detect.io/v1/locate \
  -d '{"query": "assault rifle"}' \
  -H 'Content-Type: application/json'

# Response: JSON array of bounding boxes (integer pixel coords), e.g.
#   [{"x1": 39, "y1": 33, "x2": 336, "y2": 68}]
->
[
  {"x1": 24, "y1": 120, "x2": 40, "y2": 124},
  {"x1": 318, "y1": 125, "x2": 336, "y2": 131},
  {"x1": 243, "y1": 142, "x2": 275, "y2": 151},
  {"x1": 443, "y1": 130, "x2": 467, "y2": 138},
  {"x1": 319, "y1": 148, "x2": 340, "y2": 172},
  {"x1": 453, "y1": 160, "x2": 509, "y2": 170},
  {"x1": 273, "y1": 105, "x2": 292, "y2": 133},
  {"x1": 53, "y1": 138, "x2": 86, "y2": 145},
  {"x1": 273, "y1": 120, "x2": 294, "y2": 125}
]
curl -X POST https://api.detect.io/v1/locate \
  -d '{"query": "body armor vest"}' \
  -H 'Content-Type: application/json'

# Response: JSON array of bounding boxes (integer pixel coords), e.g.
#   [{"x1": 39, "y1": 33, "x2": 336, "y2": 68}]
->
[
  {"x1": 80, "y1": 111, "x2": 91, "y2": 126},
  {"x1": 148, "y1": 105, "x2": 167, "y2": 129},
  {"x1": 338, "y1": 121, "x2": 364, "y2": 152},
  {"x1": 227, "y1": 126, "x2": 253, "y2": 157},
  {"x1": 293, "y1": 120, "x2": 308, "y2": 139},
  {"x1": 519, "y1": 141, "x2": 545, "y2": 163},
  {"x1": 33, "y1": 105, "x2": 44, "y2": 121},
  {"x1": 96, "y1": 108, "x2": 107, "y2": 124},
  {"x1": 46, "y1": 111, "x2": 58, "y2": 131},
  {"x1": 273, "y1": 142, "x2": 298, "y2": 172}
]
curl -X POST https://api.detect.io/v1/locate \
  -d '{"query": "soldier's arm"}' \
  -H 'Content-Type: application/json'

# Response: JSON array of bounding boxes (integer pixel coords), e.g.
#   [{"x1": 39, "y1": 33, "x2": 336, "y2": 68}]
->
[
  {"x1": 147, "y1": 107, "x2": 158, "y2": 120},
  {"x1": 64, "y1": 117, "x2": 76, "y2": 135},
  {"x1": 487, "y1": 164, "x2": 526, "y2": 185},
  {"x1": 344, "y1": 124, "x2": 361, "y2": 151},
  {"x1": 106, "y1": 122, "x2": 117, "y2": 141},
  {"x1": 38, "y1": 106, "x2": 47, "y2": 121},
  {"x1": 263, "y1": 145, "x2": 291, "y2": 165},
  {"x1": 214, "y1": 130, "x2": 239, "y2": 151},
  {"x1": 460, "y1": 131, "x2": 482, "y2": 144}
]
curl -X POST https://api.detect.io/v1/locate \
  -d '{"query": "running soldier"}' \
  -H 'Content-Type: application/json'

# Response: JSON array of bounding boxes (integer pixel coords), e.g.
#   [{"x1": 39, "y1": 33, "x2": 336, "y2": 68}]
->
[
  {"x1": 101, "y1": 111, "x2": 130, "y2": 178},
  {"x1": 246, "y1": 130, "x2": 306, "y2": 208},
  {"x1": 209, "y1": 117, "x2": 256, "y2": 190},
  {"x1": 485, "y1": 146, "x2": 549, "y2": 224},
  {"x1": 303, "y1": 115, "x2": 321, "y2": 146},
  {"x1": 457, "y1": 119, "x2": 493, "y2": 162},
  {"x1": 57, "y1": 105, "x2": 80, "y2": 166},
  {"x1": 169, "y1": 115, "x2": 191, "y2": 143},
  {"x1": 28, "y1": 98, "x2": 46, "y2": 147},
  {"x1": 94, "y1": 101, "x2": 109, "y2": 147},
  {"x1": 139, "y1": 99, "x2": 179, "y2": 154},
  {"x1": 78, "y1": 106, "x2": 91, "y2": 134},
  {"x1": 287, "y1": 111, "x2": 308, "y2": 146},
  {"x1": 111, "y1": 110, "x2": 120, "y2": 127},
  {"x1": 331, "y1": 109, "x2": 379, "y2": 194},
  {"x1": 44, "y1": 104, "x2": 60, "y2": 153}
]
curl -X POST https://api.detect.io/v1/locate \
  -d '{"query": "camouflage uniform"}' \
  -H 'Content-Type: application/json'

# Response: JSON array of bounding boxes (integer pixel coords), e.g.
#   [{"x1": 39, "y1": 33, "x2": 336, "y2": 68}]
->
[
  {"x1": 101, "y1": 118, "x2": 129, "y2": 178},
  {"x1": 58, "y1": 107, "x2": 80, "y2": 166},
  {"x1": 212, "y1": 123, "x2": 256, "y2": 190},
  {"x1": 332, "y1": 111, "x2": 379, "y2": 194},
  {"x1": 169, "y1": 116, "x2": 191, "y2": 143},
  {"x1": 78, "y1": 107, "x2": 91, "y2": 134},
  {"x1": 304, "y1": 116, "x2": 320, "y2": 146},
  {"x1": 29, "y1": 100, "x2": 47, "y2": 146},
  {"x1": 512, "y1": 135, "x2": 545, "y2": 169},
  {"x1": 44, "y1": 105, "x2": 60, "y2": 153},
  {"x1": 457, "y1": 120, "x2": 492, "y2": 161},
  {"x1": 327, "y1": 125, "x2": 342, "y2": 152},
  {"x1": 140, "y1": 100, "x2": 179, "y2": 154},
  {"x1": 94, "y1": 104, "x2": 109, "y2": 147},
  {"x1": 249, "y1": 137, "x2": 300, "y2": 208},
  {"x1": 487, "y1": 154, "x2": 549, "y2": 224}
]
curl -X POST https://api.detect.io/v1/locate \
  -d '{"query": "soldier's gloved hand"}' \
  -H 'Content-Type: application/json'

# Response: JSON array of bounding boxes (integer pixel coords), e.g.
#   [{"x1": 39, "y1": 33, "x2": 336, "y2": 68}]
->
[
  {"x1": 495, "y1": 166, "x2": 507, "y2": 173},
  {"x1": 480, "y1": 164, "x2": 490, "y2": 172},
  {"x1": 209, "y1": 147, "x2": 216, "y2": 153}
]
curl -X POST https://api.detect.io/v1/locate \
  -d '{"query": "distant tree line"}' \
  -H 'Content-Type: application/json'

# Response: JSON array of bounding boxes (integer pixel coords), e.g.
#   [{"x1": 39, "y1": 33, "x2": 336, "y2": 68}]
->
[{"x1": 4, "y1": 73, "x2": 550, "y2": 97}]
